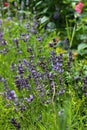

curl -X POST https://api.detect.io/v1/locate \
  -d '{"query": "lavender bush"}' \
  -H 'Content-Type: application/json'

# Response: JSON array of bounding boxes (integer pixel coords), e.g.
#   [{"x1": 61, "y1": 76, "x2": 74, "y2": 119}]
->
[{"x1": 0, "y1": 1, "x2": 87, "y2": 130}]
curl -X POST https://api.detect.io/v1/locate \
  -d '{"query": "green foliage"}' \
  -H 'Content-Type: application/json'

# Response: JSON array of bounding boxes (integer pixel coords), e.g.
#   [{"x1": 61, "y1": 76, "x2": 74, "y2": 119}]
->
[
  {"x1": 0, "y1": 0, "x2": 87, "y2": 129},
  {"x1": 78, "y1": 43, "x2": 87, "y2": 56},
  {"x1": 0, "y1": 16, "x2": 87, "y2": 129}
]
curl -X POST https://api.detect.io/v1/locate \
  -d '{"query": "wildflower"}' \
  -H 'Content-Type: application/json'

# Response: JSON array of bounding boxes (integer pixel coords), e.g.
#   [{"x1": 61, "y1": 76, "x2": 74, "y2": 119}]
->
[
  {"x1": 53, "y1": 11, "x2": 59, "y2": 19},
  {"x1": 51, "y1": 53, "x2": 64, "y2": 73},
  {"x1": 49, "y1": 42, "x2": 54, "y2": 47},
  {"x1": 84, "y1": 93, "x2": 87, "y2": 96},
  {"x1": 1, "y1": 39, "x2": 7, "y2": 45},
  {"x1": 0, "y1": 19, "x2": 2, "y2": 25},
  {"x1": 15, "y1": 76, "x2": 30, "y2": 90},
  {"x1": 13, "y1": 38, "x2": 19, "y2": 48},
  {"x1": 25, "y1": 94, "x2": 34, "y2": 102},
  {"x1": 75, "y1": 2, "x2": 84, "y2": 13},
  {"x1": 27, "y1": 47, "x2": 32, "y2": 52},
  {"x1": 36, "y1": 36, "x2": 42, "y2": 41},
  {"x1": 21, "y1": 1, "x2": 24, "y2": 10},
  {"x1": 26, "y1": 0, "x2": 29, "y2": 6},
  {"x1": 14, "y1": 2, "x2": 17, "y2": 7},
  {"x1": 18, "y1": 63, "x2": 24, "y2": 74},
  {"x1": 11, "y1": 118, "x2": 21, "y2": 129},
  {"x1": 58, "y1": 89, "x2": 65, "y2": 95},
  {"x1": 31, "y1": 27, "x2": 37, "y2": 34},
  {"x1": 20, "y1": 105, "x2": 26, "y2": 112},
  {"x1": 7, "y1": 90, "x2": 17, "y2": 100},
  {"x1": 0, "y1": 32, "x2": 3, "y2": 39},
  {"x1": 20, "y1": 34, "x2": 30, "y2": 42},
  {"x1": 4, "y1": 2, "x2": 9, "y2": 7}
]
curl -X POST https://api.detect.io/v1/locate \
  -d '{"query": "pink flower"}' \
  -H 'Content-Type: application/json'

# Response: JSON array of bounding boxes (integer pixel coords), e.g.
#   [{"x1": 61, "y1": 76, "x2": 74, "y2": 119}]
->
[
  {"x1": 75, "y1": 2, "x2": 84, "y2": 13},
  {"x1": 4, "y1": 2, "x2": 9, "y2": 7}
]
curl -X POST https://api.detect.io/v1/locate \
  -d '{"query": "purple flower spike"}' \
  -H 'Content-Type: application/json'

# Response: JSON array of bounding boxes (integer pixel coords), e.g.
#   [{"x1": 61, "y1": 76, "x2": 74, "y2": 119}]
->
[
  {"x1": 0, "y1": 32, "x2": 3, "y2": 39},
  {"x1": 84, "y1": 93, "x2": 87, "y2": 96},
  {"x1": 30, "y1": 94, "x2": 34, "y2": 100},
  {"x1": 25, "y1": 94, "x2": 34, "y2": 102},
  {"x1": 36, "y1": 36, "x2": 42, "y2": 41},
  {"x1": 53, "y1": 11, "x2": 59, "y2": 19},
  {"x1": 2, "y1": 39, "x2": 7, "y2": 45},
  {"x1": 27, "y1": 47, "x2": 32, "y2": 52},
  {"x1": 0, "y1": 20, "x2": 2, "y2": 25},
  {"x1": 14, "y1": 2, "x2": 17, "y2": 7},
  {"x1": 7, "y1": 90, "x2": 17, "y2": 100}
]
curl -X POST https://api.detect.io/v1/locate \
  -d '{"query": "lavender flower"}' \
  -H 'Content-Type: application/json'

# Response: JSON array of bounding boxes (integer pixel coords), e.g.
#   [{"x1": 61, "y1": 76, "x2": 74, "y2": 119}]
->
[
  {"x1": 31, "y1": 27, "x2": 37, "y2": 34},
  {"x1": 20, "y1": 105, "x2": 26, "y2": 112},
  {"x1": 58, "y1": 89, "x2": 65, "y2": 95},
  {"x1": 84, "y1": 93, "x2": 87, "y2": 96},
  {"x1": 53, "y1": 11, "x2": 59, "y2": 19},
  {"x1": 18, "y1": 63, "x2": 24, "y2": 74},
  {"x1": 51, "y1": 53, "x2": 64, "y2": 73},
  {"x1": 11, "y1": 118, "x2": 21, "y2": 130},
  {"x1": 49, "y1": 42, "x2": 54, "y2": 47},
  {"x1": 13, "y1": 38, "x2": 19, "y2": 48},
  {"x1": 25, "y1": 94, "x2": 34, "y2": 102},
  {"x1": 0, "y1": 20, "x2": 2, "y2": 25},
  {"x1": 1, "y1": 39, "x2": 7, "y2": 45},
  {"x1": 15, "y1": 77, "x2": 29, "y2": 90},
  {"x1": 36, "y1": 36, "x2": 42, "y2": 41},
  {"x1": 27, "y1": 47, "x2": 32, "y2": 52},
  {"x1": 23, "y1": 59, "x2": 29, "y2": 67},
  {"x1": 0, "y1": 32, "x2": 3, "y2": 39},
  {"x1": 7, "y1": 90, "x2": 17, "y2": 100},
  {"x1": 14, "y1": 2, "x2": 17, "y2": 7},
  {"x1": 20, "y1": 34, "x2": 30, "y2": 42},
  {"x1": 21, "y1": 1, "x2": 24, "y2": 10},
  {"x1": 83, "y1": 78, "x2": 87, "y2": 84},
  {"x1": 26, "y1": 0, "x2": 29, "y2": 6}
]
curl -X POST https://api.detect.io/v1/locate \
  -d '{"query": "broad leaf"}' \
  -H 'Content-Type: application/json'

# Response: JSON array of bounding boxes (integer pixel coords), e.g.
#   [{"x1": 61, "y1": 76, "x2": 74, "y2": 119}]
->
[{"x1": 78, "y1": 43, "x2": 87, "y2": 55}]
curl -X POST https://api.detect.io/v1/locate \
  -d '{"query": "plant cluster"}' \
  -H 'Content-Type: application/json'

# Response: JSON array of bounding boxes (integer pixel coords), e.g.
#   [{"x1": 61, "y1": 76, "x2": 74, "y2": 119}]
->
[
  {"x1": 0, "y1": 0, "x2": 87, "y2": 130},
  {"x1": 0, "y1": 14, "x2": 87, "y2": 130}
]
